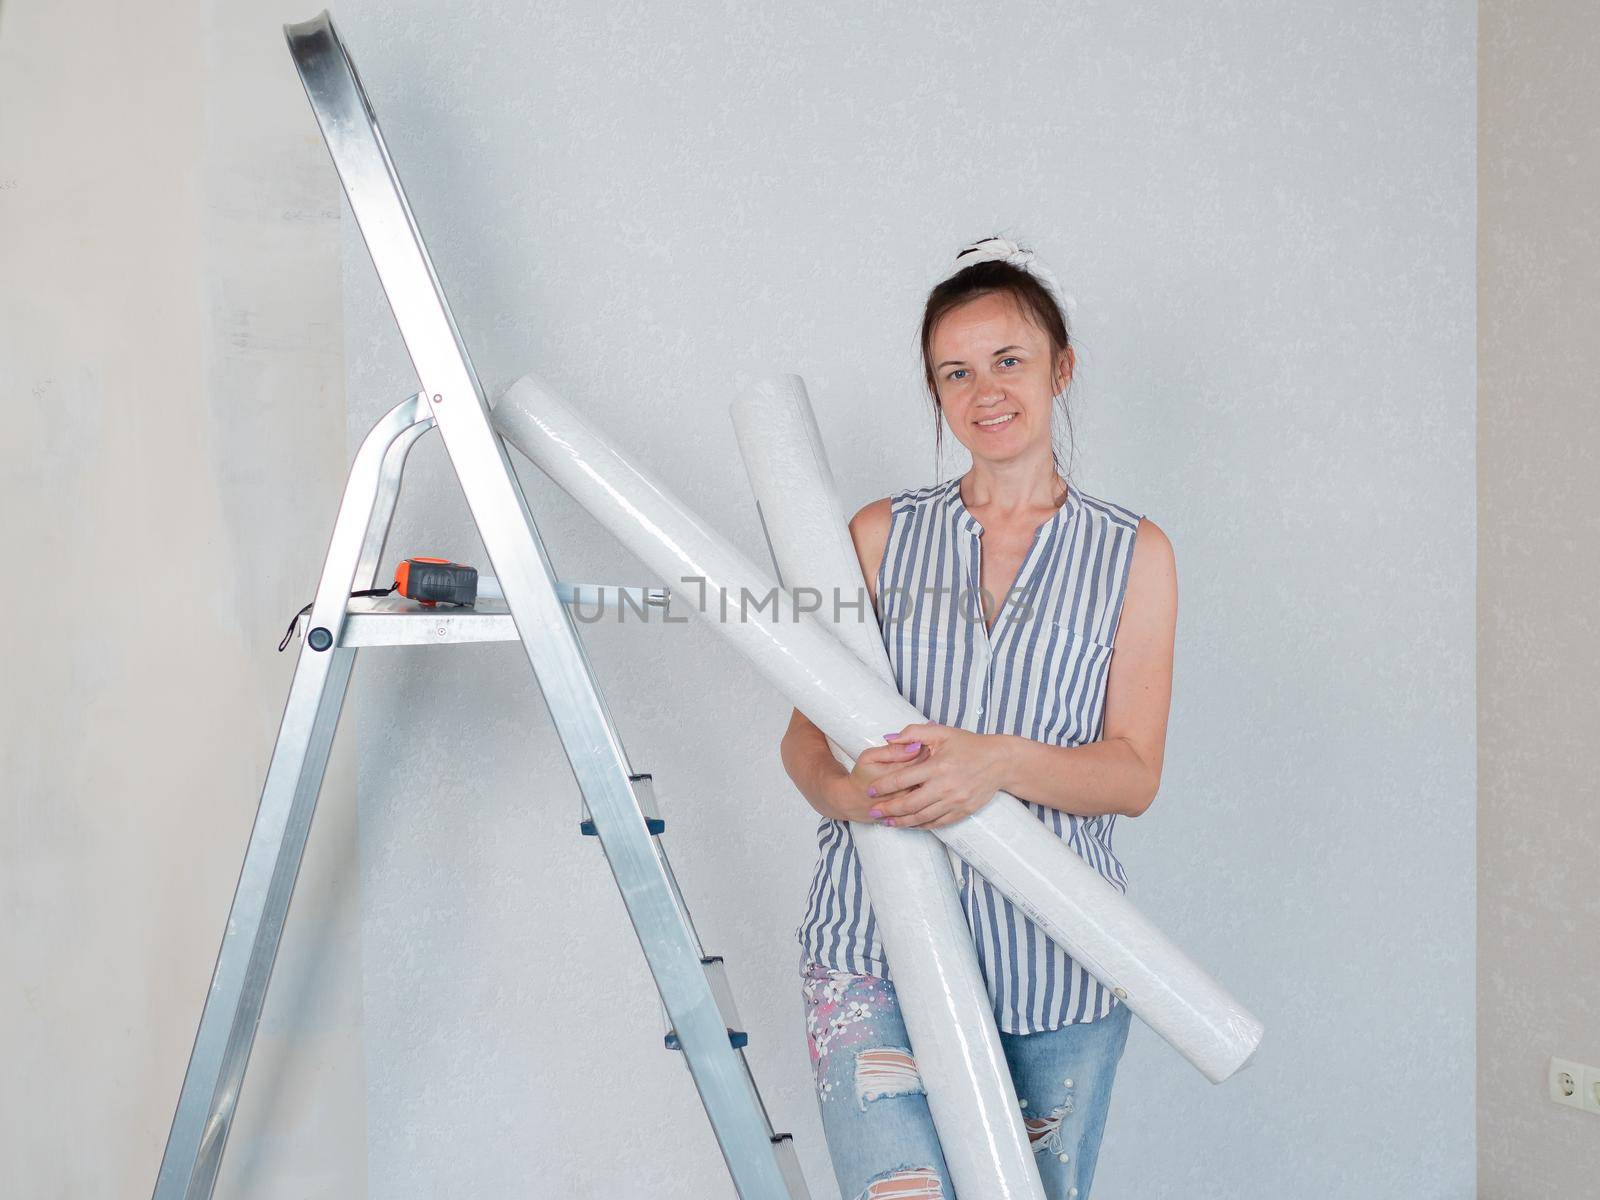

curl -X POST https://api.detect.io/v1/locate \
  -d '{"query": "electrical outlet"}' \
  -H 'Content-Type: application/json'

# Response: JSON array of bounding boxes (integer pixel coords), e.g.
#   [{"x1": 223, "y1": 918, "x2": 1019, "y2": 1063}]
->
[
  {"x1": 1549, "y1": 1057, "x2": 1586, "y2": 1111},
  {"x1": 1549, "y1": 1057, "x2": 1600, "y2": 1115}
]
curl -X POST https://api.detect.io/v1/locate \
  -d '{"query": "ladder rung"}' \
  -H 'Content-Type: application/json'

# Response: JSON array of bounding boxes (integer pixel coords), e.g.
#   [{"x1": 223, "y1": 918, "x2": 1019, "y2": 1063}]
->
[
  {"x1": 580, "y1": 816, "x2": 665, "y2": 836},
  {"x1": 664, "y1": 955, "x2": 746, "y2": 1051},
  {"x1": 664, "y1": 1029, "x2": 748, "y2": 1051},
  {"x1": 581, "y1": 772, "x2": 664, "y2": 836}
]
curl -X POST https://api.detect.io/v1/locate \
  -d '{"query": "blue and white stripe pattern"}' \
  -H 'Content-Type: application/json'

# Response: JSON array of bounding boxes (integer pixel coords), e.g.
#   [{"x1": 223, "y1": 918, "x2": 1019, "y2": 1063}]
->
[{"x1": 796, "y1": 475, "x2": 1144, "y2": 1033}]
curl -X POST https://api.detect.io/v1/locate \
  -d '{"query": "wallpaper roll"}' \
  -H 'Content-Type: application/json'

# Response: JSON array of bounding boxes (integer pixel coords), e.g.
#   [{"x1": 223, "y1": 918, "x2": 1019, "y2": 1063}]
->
[
  {"x1": 730, "y1": 375, "x2": 1043, "y2": 1198},
  {"x1": 493, "y1": 372, "x2": 1264, "y2": 1083}
]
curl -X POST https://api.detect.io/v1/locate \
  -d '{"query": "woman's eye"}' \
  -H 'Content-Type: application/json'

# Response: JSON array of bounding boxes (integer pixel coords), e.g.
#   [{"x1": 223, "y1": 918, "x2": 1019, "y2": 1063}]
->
[
  {"x1": 946, "y1": 368, "x2": 968, "y2": 381},
  {"x1": 999, "y1": 356, "x2": 1020, "y2": 367}
]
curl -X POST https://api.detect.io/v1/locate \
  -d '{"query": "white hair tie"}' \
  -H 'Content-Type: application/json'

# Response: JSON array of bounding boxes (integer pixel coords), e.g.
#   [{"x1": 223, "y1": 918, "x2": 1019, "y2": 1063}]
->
[{"x1": 937, "y1": 235, "x2": 1074, "y2": 324}]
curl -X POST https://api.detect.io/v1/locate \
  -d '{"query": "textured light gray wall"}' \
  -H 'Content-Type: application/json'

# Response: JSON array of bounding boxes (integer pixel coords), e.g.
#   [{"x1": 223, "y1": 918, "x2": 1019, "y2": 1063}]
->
[
  {"x1": 0, "y1": 2, "x2": 363, "y2": 1195},
  {"x1": 338, "y1": 4, "x2": 1476, "y2": 1197},
  {"x1": 1479, "y1": 2, "x2": 1600, "y2": 1194}
]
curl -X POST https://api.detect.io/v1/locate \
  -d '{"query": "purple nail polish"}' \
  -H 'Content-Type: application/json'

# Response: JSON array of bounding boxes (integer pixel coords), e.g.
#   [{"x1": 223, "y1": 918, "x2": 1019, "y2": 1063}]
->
[
  {"x1": 867, "y1": 786, "x2": 877, "y2": 797},
  {"x1": 869, "y1": 807, "x2": 882, "y2": 818},
  {"x1": 905, "y1": 741, "x2": 922, "y2": 753},
  {"x1": 884, "y1": 818, "x2": 896, "y2": 827}
]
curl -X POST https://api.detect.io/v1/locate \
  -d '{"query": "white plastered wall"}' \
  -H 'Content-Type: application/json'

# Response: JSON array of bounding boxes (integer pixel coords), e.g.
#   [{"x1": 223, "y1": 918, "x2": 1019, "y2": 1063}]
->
[
  {"x1": 338, "y1": 3, "x2": 1475, "y2": 1197},
  {"x1": 0, "y1": 2, "x2": 363, "y2": 1195}
]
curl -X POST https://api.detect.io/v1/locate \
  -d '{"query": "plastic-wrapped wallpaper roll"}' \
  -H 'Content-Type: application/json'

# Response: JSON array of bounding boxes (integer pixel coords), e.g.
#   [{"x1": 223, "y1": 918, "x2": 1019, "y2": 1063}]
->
[
  {"x1": 730, "y1": 376, "x2": 1043, "y2": 1199},
  {"x1": 493, "y1": 373, "x2": 1264, "y2": 1084}
]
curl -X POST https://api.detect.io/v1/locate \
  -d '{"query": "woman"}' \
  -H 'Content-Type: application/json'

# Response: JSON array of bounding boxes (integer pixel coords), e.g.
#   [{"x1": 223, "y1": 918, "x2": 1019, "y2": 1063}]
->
[{"x1": 781, "y1": 237, "x2": 1177, "y2": 1199}]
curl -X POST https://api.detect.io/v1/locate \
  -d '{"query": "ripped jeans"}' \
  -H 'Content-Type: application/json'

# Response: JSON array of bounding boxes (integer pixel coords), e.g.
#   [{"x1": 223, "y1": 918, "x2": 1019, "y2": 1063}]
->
[{"x1": 801, "y1": 960, "x2": 1132, "y2": 1200}]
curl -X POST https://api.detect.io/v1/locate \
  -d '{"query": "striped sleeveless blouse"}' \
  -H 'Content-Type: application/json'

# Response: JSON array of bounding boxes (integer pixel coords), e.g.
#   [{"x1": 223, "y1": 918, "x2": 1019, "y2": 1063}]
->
[{"x1": 795, "y1": 474, "x2": 1144, "y2": 1033}]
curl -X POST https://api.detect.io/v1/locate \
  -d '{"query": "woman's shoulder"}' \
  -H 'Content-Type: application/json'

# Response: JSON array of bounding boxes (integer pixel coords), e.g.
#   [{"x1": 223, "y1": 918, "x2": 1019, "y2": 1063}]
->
[
  {"x1": 846, "y1": 480, "x2": 954, "y2": 601},
  {"x1": 896, "y1": 477, "x2": 960, "y2": 503},
  {"x1": 848, "y1": 477, "x2": 955, "y2": 528},
  {"x1": 1070, "y1": 489, "x2": 1172, "y2": 597},
  {"x1": 846, "y1": 495, "x2": 893, "y2": 540},
  {"x1": 855, "y1": 477, "x2": 958, "y2": 520},
  {"x1": 844, "y1": 496, "x2": 893, "y2": 604},
  {"x1": 1071, "y1": 485, "x2": 1144, "y2": 536}
]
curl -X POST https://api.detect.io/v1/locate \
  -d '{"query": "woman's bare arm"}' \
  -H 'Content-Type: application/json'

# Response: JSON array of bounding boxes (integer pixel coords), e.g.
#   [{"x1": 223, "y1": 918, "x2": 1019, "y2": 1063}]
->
[{"x1": 1094, "y1": 515, "x2": 1177, "y2": 814}]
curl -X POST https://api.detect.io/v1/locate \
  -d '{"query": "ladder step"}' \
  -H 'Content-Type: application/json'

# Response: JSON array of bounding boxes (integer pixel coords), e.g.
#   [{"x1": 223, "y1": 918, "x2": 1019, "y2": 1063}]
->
[
  {"x1": 304, "y1": 578, "x2": 670, "y2": 648},
  {"x1": 580, "y1": 772, "x2": 664, "y2": 836},
  {"x1": 664, "y1": 1029, "x2": 749, "y2": 1051},
  {"x1": 663, "y1": 955, "x2": 746, "y2": 1051}
]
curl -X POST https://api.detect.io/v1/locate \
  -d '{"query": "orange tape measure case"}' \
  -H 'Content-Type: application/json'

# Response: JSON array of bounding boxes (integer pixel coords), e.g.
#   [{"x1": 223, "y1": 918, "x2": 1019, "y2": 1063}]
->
[{"x1": 394, "y1": 557, "x2": 478, "y2": 608}]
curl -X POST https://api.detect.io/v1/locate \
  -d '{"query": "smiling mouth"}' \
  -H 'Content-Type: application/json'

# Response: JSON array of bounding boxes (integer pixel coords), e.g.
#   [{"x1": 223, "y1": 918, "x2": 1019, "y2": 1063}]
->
[{"x1": 975, "y1": 413, "x2": 1017, "y2": 428}]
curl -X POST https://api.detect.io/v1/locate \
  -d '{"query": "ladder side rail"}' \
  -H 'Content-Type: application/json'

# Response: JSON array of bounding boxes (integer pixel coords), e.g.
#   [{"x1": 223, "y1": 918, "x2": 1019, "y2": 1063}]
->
[
  {"x1": 651, "y1": 833, "x2": 705, "y2": 958},
  {"x1": 153, "y1": 396, "x2": 433, "y2": 1200}
]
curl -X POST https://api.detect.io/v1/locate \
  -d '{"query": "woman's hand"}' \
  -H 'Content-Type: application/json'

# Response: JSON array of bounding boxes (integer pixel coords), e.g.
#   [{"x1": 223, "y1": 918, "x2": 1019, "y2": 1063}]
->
[
  {"x1": 825, "y1": 736, "x2": 931, "y2": 824},
  {"x1": 866, "y1": 723, "x2": 1011, "y2": 829}
]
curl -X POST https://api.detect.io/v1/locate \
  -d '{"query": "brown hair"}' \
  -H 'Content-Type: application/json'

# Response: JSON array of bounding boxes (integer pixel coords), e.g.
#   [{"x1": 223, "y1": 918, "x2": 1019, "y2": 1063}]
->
[{"x1": 918, "y1": 248, "x2": 1076, "y2": 486}]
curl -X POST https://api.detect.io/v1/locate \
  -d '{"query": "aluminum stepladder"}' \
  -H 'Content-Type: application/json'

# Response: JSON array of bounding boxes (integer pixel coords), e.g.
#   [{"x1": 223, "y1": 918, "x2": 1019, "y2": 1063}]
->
[{"x1": 151, "y1": 11, "x2": 808, "y2": 1199}]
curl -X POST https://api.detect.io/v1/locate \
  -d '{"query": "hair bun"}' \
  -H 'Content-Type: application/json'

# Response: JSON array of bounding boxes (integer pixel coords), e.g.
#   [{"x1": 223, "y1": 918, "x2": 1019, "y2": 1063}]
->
[{"x1": 939, "y1": 236, "x2": 1072, "y2": 323}]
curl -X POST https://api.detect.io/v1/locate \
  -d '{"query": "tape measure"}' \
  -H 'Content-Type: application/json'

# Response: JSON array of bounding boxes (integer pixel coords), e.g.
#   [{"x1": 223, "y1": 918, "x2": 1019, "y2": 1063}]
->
[{"x1": 394, "y1": 557, "x2": 478, "y2": 608}]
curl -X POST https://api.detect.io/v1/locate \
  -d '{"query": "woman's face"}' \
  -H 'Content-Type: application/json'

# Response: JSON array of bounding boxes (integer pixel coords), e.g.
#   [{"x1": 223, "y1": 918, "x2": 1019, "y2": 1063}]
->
[{"x1": 929, "y1": 290, "x2": 1071, "y2": 467}]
